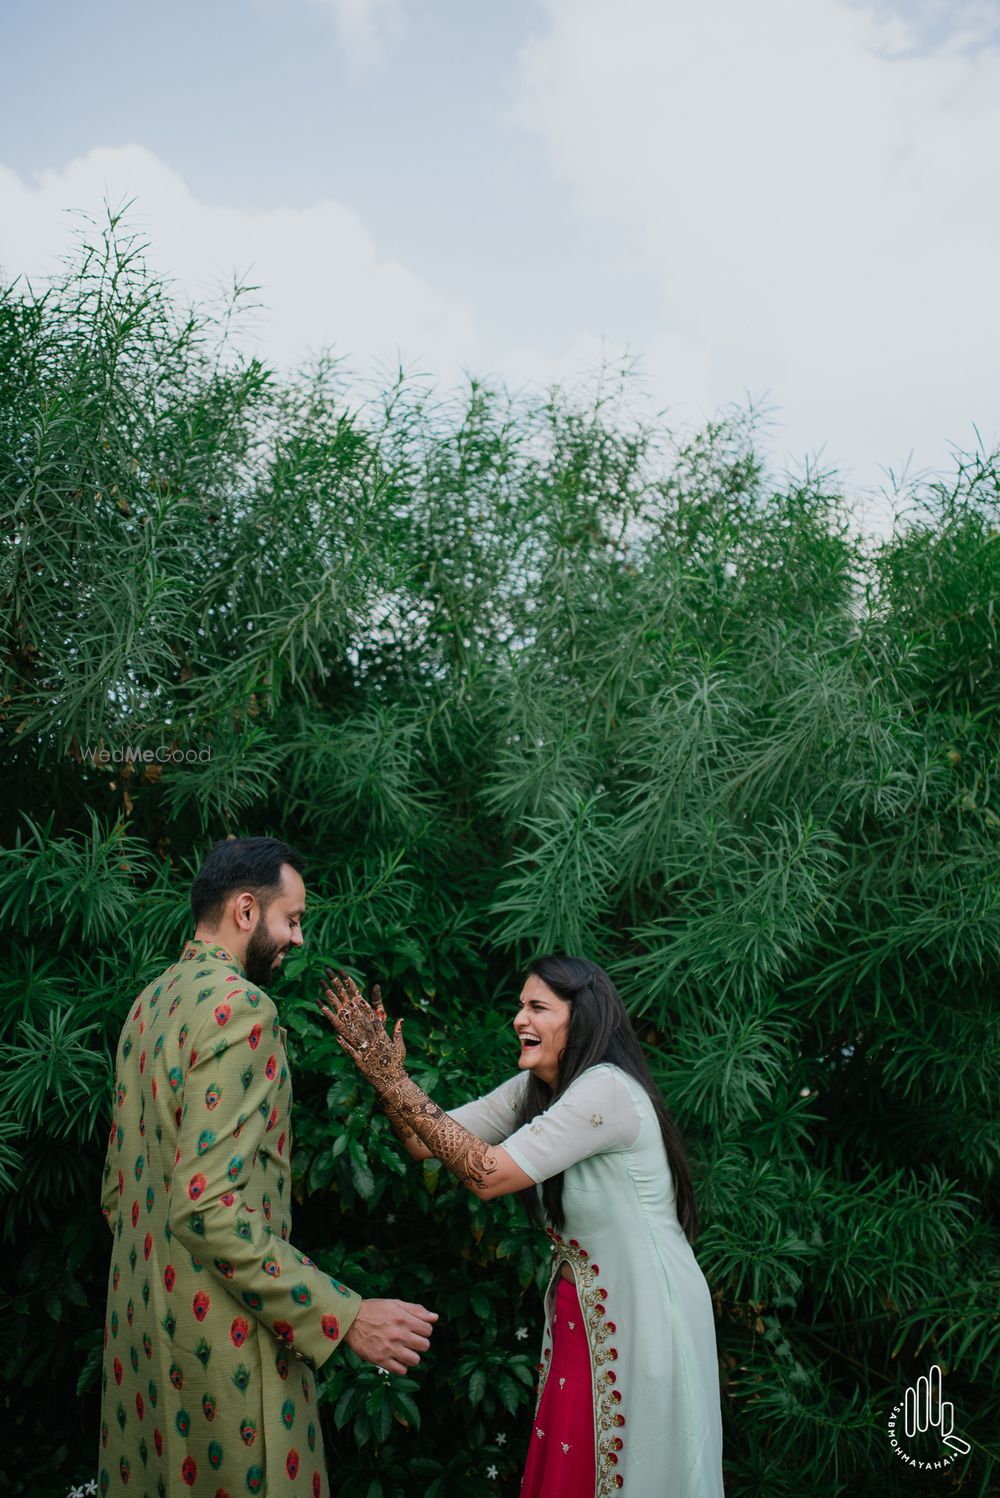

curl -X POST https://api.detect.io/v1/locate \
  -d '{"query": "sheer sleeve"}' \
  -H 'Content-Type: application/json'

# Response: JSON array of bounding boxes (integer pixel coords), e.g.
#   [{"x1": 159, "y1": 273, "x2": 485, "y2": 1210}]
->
[
  {"x1": 446, "y1": 1073, "x2": 529, "y2": 1145},
  {"x1": 499, "y1": 1065, "x2": 641, "y2": 1184}
]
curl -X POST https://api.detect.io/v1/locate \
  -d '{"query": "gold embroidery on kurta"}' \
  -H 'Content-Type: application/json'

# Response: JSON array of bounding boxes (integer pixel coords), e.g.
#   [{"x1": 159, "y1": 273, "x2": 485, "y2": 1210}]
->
[{"x1": 535, "y1": 1230, "x2": 626, "y2": 1494}]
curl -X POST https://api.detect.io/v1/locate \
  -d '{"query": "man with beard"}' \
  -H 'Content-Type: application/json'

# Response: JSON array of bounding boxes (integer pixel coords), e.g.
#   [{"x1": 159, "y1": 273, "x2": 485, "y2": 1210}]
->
[{"x1": 98, "y1": 836, "x2": 436, "y2": 1497}]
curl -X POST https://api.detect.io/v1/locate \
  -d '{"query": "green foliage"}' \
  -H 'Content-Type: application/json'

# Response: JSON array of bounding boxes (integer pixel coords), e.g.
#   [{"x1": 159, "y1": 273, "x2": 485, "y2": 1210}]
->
[{"x1": 1, "y1": 219, "x2": 998, "y2": 1497}]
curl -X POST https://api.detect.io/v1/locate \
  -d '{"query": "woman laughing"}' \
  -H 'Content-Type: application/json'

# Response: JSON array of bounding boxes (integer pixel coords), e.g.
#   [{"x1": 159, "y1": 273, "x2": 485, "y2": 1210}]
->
[{"x1": 319, "y1": 954, "x2": 725, "y2": 1498}]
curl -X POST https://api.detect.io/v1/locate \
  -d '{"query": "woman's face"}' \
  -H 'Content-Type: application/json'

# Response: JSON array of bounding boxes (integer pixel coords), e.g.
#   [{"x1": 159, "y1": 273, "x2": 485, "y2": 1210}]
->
[{"x1": 513, "y1": 973, "x2": 571, "y2": 1087}]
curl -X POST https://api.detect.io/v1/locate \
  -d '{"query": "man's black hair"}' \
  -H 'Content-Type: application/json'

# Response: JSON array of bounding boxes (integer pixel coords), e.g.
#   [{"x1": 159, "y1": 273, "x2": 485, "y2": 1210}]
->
[{"x1": 190, "y1": 837, "x2": 305, "y2": 927}]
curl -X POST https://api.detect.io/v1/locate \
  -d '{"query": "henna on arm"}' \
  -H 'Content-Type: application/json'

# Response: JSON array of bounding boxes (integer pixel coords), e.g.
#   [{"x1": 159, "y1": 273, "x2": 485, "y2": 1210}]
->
[
  {"x1": 335, "y1": 979, "x2": 418, "y2": 1146},
  {"x1": 379, "y1": 1095, "x2": 417, "y2": 1146},
  {"x1": 318, "y1": 970, "x2": 498, "y2": 1189},
  {"x1": 376, "y1": 1075, "x2": 500, "y2": 1189}
]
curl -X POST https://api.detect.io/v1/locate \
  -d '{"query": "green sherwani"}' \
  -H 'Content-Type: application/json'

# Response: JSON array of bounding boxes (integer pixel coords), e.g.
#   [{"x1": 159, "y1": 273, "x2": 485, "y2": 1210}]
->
[{"x1": 99, "y1": 938, "x2": 361, "y2": 1497}]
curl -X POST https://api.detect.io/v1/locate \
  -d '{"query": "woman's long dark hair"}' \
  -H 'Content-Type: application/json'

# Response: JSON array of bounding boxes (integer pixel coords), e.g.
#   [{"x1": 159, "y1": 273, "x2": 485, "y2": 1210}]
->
[{"x1": 515, "y1": 954, "x2": 700, "y2": 1246}]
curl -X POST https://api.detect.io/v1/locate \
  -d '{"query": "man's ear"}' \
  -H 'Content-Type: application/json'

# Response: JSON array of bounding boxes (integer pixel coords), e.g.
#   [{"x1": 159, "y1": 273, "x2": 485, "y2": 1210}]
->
[{"x1": 232, "y1": 891, "x2": 256, "y2": 931}]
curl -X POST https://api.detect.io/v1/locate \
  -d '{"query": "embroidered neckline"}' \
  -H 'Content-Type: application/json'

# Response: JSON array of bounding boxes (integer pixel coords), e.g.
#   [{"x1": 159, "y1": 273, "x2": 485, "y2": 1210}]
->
[
  {"x1": 537, "y1": 1228, "x2": 626, "y2": 1493},
  {"x1": 179, "y1": 938, "x2": 246, "y2": 978}
]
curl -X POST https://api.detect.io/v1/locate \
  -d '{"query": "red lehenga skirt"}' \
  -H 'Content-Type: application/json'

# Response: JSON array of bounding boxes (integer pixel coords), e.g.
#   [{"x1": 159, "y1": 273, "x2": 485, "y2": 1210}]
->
[{"x1": 520, "y1": 1276, "x2": 597, "y2": 1498}]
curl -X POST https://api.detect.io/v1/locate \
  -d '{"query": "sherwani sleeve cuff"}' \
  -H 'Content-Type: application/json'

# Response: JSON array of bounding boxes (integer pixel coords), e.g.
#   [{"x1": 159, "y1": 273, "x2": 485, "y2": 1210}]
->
[{"x1": 288, "y1": 1278, "x2": 363, "y2": 1370}]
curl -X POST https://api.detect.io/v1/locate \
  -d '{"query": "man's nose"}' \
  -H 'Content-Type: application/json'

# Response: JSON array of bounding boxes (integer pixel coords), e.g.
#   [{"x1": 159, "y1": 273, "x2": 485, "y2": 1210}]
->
[{"x1": 290, "y1": 927, "x2": 304, "y2": 948}]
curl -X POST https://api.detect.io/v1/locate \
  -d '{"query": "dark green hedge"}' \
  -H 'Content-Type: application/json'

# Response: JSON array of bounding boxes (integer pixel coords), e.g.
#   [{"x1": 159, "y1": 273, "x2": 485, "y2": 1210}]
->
[{"x1": 1, "y1": 220, "x2": 998, "y2": 1497}]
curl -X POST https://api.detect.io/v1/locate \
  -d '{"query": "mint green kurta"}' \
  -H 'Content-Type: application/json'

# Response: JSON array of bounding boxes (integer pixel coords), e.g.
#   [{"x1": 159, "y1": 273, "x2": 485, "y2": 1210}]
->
[
  {"x1": 451, "y1": 1064, "x2": 726, "y2": 1498},
  {"x1": 99, "y1": 938, "x2": 361, "y2": 1497}
]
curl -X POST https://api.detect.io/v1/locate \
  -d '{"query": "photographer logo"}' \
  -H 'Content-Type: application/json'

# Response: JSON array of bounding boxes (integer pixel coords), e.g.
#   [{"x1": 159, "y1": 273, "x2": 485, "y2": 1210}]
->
[{"x1": 886, "y1": 1365, "x2": 970, "y2": 1470}]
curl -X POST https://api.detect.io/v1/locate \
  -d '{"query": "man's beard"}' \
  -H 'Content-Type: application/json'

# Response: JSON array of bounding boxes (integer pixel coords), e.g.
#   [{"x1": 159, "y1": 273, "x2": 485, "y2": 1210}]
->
[{"x1": 244, "y1": 917, "x2": 287, "y2": 988}]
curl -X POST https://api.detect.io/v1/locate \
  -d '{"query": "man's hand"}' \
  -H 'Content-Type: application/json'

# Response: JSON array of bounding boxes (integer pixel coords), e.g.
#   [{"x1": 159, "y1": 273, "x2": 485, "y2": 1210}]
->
[{"x1": 344, "y1": 1298, "x2": 438, "y2": 1376}]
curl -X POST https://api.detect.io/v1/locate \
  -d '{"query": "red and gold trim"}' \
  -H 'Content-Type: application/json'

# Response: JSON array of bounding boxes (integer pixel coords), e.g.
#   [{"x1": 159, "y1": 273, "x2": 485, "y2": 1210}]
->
[{"x1": 538, "y1": 1227, "x2": 627, "y2": 1494}]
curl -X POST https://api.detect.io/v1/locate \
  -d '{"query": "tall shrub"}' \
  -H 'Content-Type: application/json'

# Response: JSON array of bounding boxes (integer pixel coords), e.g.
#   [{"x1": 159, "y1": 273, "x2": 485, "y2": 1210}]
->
[{"x1": 1, "y1": 222, "x2": 997, "y2": 1498}]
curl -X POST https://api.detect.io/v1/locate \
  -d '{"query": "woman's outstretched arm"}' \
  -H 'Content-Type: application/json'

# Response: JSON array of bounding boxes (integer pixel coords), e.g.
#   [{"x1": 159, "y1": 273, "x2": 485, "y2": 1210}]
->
[{"x1": 320, "y1": 972, "x2": 535, "y2": 1199}]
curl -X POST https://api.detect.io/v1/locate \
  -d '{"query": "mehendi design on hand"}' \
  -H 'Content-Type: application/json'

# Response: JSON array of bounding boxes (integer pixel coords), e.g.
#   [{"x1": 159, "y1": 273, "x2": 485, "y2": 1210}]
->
[
  {"x1": 318, "y1": 969, "x2": 498, "y2": 1189},
  {"x1": 318, "y1": 973, "x2": 417, "y2": 1141}
]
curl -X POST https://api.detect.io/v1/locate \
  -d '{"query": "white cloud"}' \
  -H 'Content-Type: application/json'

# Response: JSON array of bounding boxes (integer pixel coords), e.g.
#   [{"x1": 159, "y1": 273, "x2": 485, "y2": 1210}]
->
[
  {"x1": 0, "y1": 144, "x2": 477, "y2": 381},
  {"x1": 306, "y1": 0, "x2": 404, "y2": 74},
  {"x1": 510, "y1": 0, "x2": 1000, "y2": 495}
]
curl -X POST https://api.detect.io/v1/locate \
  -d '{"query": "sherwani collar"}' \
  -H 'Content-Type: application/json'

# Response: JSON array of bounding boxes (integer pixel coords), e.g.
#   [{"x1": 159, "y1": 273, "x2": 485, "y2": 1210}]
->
[{"x1": 179, "y1": 936, "x2": 247, "y2": 978}]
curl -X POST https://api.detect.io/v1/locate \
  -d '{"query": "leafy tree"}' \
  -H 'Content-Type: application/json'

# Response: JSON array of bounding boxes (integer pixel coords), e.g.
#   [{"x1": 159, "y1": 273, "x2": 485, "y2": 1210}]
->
[{"x1": 1, "y1": 218, "x2": 997, "y2": 1497}]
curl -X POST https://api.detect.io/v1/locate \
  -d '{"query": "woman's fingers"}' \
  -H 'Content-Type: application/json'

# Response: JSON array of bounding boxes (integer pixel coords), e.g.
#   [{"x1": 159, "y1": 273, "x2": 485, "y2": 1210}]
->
[
  {"x1": 335, "y1": 1034, "x2": 362, "y2": 1064},
  {"x1": 318, "y1": 968, "x2": 395, "y2": 1053},
  {"x1": 324, "y1": 964, "x2": 351, "y2": 1012},
  {"x1": 317, "y1": 994, "x2": 350, "y2": 1030},
  {"x1": 327, "y1": 973, "x2": 351, "y2": 1009},
  {"x1": 320, "y1": 967, "x2": 370, "y2": 1027},
  {"x1": 316, "y1": 997, "x2": 364, "y2": 1061},
  {"x1": 319, "y1": 967, "x2": 390, "y2": 1015},
  {"x1": 322, "y1": 966, "x2": 361, "y2": 1008}
]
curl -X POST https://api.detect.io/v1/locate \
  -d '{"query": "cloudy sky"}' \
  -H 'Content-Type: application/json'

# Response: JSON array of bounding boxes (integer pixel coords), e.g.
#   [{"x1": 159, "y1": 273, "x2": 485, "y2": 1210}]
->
[{"x1": 3, "y1": 0, "x2": 999, "y2": 523}]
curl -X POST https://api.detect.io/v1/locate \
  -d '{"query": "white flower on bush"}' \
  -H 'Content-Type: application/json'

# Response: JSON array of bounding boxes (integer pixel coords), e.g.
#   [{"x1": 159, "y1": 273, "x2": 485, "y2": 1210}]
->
[
  {"x1": 496, "y1": 1432, "x2": 507, "y2": 1445},
  {"x1": 515, "y1": 1326, "x2": 528, "y2": 1340},
  {"x1": 486, "y1": 1465, "x2": 498, "y2": 1480}
]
